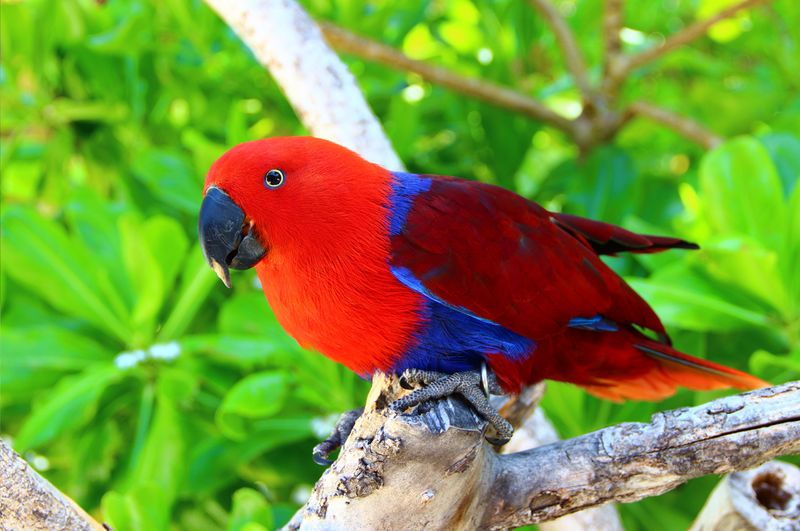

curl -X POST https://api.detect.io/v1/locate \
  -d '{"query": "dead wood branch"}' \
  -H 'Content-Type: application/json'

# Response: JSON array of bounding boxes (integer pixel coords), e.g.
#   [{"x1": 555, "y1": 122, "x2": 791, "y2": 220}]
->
[
  {"x1": 501, "y1": 398, "x2": 624, "y2": 531},
  {"x1": 0, "y1": 439, "x2": 104, "y2": 531},
  {"x1": 284, "y1": 378, "x2": 799, "y2": 530}
]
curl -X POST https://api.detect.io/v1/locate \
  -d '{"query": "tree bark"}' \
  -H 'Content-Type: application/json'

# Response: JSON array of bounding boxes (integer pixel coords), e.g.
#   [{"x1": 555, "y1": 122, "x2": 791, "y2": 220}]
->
[
  {"x1": 690, "y1": 460, "x2": 799, "y2": 531},
  {"x1": 283, "y1": 378, "x2": 799, "y2": 530},
  {"x1": 0, "y1": 439, "x2": 104, "y2": 530}
]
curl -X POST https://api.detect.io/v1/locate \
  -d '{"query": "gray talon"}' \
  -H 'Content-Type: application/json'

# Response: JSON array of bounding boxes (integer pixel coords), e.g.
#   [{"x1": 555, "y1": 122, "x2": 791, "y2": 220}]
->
[
  {"x1": 390, "y1": 367, "x2": 514, "y2": 444},
  {"x1": 312, "y1": 407, "x2": 364, "y2": 465}
]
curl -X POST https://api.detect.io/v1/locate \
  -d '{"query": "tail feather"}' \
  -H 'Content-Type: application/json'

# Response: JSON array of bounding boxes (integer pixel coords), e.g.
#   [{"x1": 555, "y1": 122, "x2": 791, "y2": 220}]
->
[
  {"x1": 490, "y1": 326, "x2": 767, "y2": 399},
  {"x1": 553, "y1": 212, "x2": 699, "y2": 256},
  {"x1": 583, "y1": 339, "x2": 768, "y2": 402}
]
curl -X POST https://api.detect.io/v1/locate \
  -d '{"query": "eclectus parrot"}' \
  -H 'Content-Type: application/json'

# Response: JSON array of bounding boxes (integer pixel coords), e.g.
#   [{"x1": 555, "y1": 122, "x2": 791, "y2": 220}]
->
[{"x1": 198, "y1": 136, "x2": 766, "y2": 448}]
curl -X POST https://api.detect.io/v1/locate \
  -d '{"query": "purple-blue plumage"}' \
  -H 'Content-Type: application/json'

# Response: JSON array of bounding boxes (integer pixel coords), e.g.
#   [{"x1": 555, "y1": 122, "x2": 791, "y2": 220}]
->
[{"x1": 388, "y1": 172, "x2": 536, "y2": 374}]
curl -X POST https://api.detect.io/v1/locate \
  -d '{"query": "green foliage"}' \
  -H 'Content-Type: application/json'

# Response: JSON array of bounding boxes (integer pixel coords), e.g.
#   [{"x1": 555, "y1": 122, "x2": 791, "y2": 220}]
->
[{"x1": 1, "y1": 0, "x2": 798, "y2": 530}]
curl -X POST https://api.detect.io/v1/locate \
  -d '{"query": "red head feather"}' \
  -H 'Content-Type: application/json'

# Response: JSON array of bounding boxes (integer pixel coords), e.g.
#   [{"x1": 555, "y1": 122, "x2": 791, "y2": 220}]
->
[{"x1": 205, "y1": 137, "x2": 422, "y2": 375}]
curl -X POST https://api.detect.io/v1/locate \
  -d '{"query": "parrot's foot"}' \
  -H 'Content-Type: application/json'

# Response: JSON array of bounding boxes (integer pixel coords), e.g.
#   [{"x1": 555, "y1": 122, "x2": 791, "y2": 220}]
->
[
  {"x1": 391, "y1": 366, "x2": 514, "y2": 445},
  {"x1": 312, "y1": 407, "x2": 364, "y2": 466}
]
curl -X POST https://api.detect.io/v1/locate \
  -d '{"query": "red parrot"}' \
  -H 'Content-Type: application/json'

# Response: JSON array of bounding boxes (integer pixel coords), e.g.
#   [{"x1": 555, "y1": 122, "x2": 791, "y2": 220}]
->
[{"x1": 198, "y1": 136, "x2": 766, "y2": 444}]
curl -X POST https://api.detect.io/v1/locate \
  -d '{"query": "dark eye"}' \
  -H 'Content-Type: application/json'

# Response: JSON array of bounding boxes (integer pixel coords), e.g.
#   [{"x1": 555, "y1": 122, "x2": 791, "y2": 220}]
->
[{"x1": 264, "y1": 169, "x2": 285, "y2": 189}]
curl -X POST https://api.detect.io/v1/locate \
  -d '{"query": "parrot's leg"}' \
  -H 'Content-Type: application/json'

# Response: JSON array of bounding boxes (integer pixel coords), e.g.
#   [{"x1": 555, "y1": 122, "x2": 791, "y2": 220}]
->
[
  {"x1": 312, "y1": 407, "x2": 364, "y2": 466},
  {"x1": 391, "y1": 367, "x2": 514, "y2": 445}
]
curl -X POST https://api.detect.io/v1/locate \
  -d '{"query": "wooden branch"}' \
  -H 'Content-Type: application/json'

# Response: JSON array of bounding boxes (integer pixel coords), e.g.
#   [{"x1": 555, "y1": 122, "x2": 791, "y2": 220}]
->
[
  {"x1": 203, "y1": 0, "x2": 404, "y2": 170},
  {"x1": 600, "y1": 0, "x2": 625, "y2": 101},
  {"x1": 284, "y1": 379, "x2": 799, "y2": 529},
  {"x1": 318, "y1": 22, "x2": 576, "y2": 136},
  {"x1": 502, "y1": 402, "x2": 624, "y2": 531},
  {"x1": 627, "y1": 101, "x2": 723, "y2": 149},
  {"x1": 528, "y1": 0, "x2": 594, "y2": 102},
  {"x1": 624, "y1": 0, "x2": 771, "y2": 73},
  {"x1": 0, "y1": 439, "x2": 104, "y2": 531},
  {"x1": 690, "y1": 460, "x2": 800, "y2": 530}
]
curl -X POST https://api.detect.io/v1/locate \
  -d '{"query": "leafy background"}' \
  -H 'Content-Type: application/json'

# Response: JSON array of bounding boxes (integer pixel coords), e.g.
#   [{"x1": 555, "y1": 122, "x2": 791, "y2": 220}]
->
[{"x1": 1, "y1": 0, "x2": 798, "y2": 529}]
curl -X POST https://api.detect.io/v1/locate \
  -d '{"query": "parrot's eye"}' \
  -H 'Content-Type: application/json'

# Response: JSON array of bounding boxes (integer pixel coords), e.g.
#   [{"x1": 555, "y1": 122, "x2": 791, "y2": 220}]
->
[{"x1": 264, "y1": 169, "x2": 285, "y2": 189}]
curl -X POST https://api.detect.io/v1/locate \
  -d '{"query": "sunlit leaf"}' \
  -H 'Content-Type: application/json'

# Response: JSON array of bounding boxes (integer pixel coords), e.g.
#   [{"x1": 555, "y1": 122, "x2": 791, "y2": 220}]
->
[
  {"x1": 699, "y1": 137, "x2": 786, "y2": 251},
  {"x1": 227, "y1": 488, "x2": 273, "y2": 531},
  {"x1": 216, "y1": 372, "x2": 290, "y2": 440},
  {"x1": 15, "y1": 365, "x2": 123, "y2": 451}
]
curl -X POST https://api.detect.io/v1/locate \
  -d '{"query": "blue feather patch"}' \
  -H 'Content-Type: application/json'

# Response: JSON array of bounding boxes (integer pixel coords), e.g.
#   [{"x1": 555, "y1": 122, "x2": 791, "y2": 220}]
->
[
  {"x1": 392, "y1": 299, "x2": 536, "y2": 375},
  {"x1": 568, "y1": 315, "x2": 619, "y2": 332},
  {"x1": 388, "y1": 172, "x2": 432, "y2": 236}
]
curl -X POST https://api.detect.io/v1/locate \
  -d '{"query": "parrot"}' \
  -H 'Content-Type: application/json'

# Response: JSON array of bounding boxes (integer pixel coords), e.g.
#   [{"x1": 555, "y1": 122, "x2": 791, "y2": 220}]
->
[{"x1": 198, "y1": 136, "x2": 766, "y2": 452}]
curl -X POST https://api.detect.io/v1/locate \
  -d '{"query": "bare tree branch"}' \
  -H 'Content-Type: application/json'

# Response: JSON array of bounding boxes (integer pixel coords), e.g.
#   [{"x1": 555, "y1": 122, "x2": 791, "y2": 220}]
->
[
  {"x1": 286, "y1": 379, "x2": 799, "y2": 530},
  {"x1": 600, "y1": 0, "x2": 625, "y2": 101},
  {"x1": 624, "y1": 0, "x2": 771, "y2": 73},
  {"x1": 501, "y1": 400, "x2": 624, "y2": 531},
  {"x1": 528, "y1": 0, "x2": 594, "y2": 102},
  {"x1": 487, "y1": 381, "x2": 799, "y2": 529},
  {"x1": 0, "y1": 440, "x2": 105, "y2": 531},
  {"x1": 628, "y1": 101, "x2": 723, "y2": 149},
  {"x1": 318, "y1": 22, "x2": 576, "y2": 136}
]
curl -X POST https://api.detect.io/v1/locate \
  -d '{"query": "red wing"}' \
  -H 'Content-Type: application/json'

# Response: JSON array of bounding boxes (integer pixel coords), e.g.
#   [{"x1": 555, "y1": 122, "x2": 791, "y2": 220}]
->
[
  {"x1": 552, "y1": 213, "x2": 698, "y2": 256},
  {"x1": 390, "y1": 177, "x2": 665, "y2": 341}
]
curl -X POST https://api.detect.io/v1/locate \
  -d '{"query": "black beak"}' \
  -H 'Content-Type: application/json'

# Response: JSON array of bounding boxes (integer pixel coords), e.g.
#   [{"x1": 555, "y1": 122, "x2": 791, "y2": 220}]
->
[{"x1": 198, "y1": 186, "x2": 267, "y2": 288}]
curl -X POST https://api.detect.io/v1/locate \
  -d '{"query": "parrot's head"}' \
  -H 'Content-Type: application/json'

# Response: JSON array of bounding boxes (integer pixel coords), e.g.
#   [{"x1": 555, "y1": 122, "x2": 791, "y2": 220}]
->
[{"x1": 198, "y1": 136, "x2": 387, "y2": 288}]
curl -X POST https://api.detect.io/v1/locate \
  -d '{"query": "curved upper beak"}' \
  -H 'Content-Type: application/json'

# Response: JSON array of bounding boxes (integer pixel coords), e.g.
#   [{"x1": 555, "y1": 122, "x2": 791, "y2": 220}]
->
[{"x1": 198, "y1": 186, "x2": 267, "y2": 288}]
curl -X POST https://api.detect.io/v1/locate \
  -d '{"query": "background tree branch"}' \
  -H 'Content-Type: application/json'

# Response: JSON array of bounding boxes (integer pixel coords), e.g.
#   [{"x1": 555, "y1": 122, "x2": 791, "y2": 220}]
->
[
  {"x1": 623, "y1": 0, "x2": 771, "y2": 74},
  {"x1": 314, "y1": 0, "x2": 771, "y2": 151},
  {"x1": 627, "y1": 101, "x2": 723, "y2": 149},
  {"x1": 319, "y1": 22, "x2": 576, "y2": 135},
  {"x1": 528, "y1": 0, "x2": 594, "y2": 102}
]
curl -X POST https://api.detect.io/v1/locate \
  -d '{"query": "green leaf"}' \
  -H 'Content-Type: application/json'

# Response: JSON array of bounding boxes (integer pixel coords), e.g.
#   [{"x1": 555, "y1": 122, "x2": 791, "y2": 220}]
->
[
  {"x1": 218, "y1": 292, "x2": 288, "y2": 338},
  {"x1": 102, "y1": 484, "x2": 171, "y2": 531},
  {"x1": 65, "y1": 189, "x2": 135, "y2": 313},
  {"x1": 216, "y1": 372, "x2": 290, "y2": 439},
  {"x1": 185, "y1": 418, "x2": 314, "y2": 496},
  {"x1": 785, "y1": 183, "x2": 800, "y2": 315},
  {"x1": 15, "y1": 365, "x2": 122, "y2": 451},
  {"x1": 124, "y1": 388, "x2": 185, "y2": 505},
  {"x1": 0, "y1": 326, "x2": 109, "y2": 402},
  {"x1": 158, "y1": 245, "x2": 219, "y2": 341},
  {"x1": 700, "y1": 236, "x2": 791, "y2": 317},
  {"x1": 544, "y1": 145, "x2": 638, "y2": 223},
  {"x1": 180, "y1": 334, "x2": 295, "y2": 368},
  {"x1": 627, "y1": 265, "x2": 772, "y2": 332},
  {"x1": 760, "y1": 132, "x2": 800, "y2": 195},
  {"x1": 699, "y1": 137, "x2": 786, "y2": 250},
  {"x1": 227, "y1": 488, "x2": 273, "y2": 531},
  {"x1": 143, "y1": 216, "x2": 189, "y2": 297},
  {"x1": 750, "y1": 348, "x2": 800, "y2": 371},
  {"x1": 0, "y1": 206, "x2": 130, "y2": 341},
  {"x1": 130, "y1": 150, "x2": 200, "y2": 214},
  {"x1": 120, "y1": 214, "x2": 164, "y2": 343}
]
